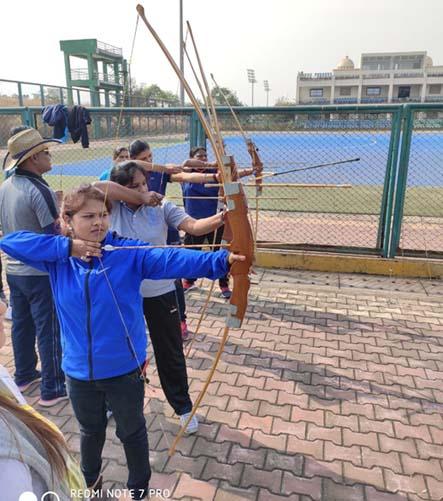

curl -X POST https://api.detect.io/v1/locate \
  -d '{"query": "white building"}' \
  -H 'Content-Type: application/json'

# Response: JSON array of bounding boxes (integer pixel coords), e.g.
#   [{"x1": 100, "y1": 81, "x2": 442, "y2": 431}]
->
[{"x1": 296, "y1": 51, "x2": 443, "y2": 105}]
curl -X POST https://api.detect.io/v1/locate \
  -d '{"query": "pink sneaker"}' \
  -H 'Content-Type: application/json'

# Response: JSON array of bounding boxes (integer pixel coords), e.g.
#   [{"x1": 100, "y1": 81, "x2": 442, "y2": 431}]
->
[
  {"x1": 17, "y1": 375, "x2": 42, "y2": 393},
  {"x1": 38, "y1": 395, "x2": 69, "y2": 407},
  {"x1": 181, "y1": 321, "x2": 190, "y2": 341},
  {"x1": 182, "y1": 279, "x2": 196, "y2": 293}
]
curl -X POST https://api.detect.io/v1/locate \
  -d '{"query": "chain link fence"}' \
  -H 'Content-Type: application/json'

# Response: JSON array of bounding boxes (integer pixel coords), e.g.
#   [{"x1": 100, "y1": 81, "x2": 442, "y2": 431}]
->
[
  {"x1": 215, "y1": 108, "x2": 398, "y2": 252},
  {"x1": 0, "y1": 104, "x2": 441, "y2": 257},
  {"x1": 0, "y1": 79, "x2": 176, "y2": 110},
  {"x1": 22, "y1": 108, "x2": 192, "y2": 193},
  {"x1": 392, "y1": 106, "x2": 443, "y2": 256}
]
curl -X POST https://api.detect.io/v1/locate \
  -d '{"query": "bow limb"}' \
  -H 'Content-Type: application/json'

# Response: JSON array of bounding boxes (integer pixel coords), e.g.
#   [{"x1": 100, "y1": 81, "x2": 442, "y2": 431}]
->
[
  {"x1": 210, "y1": 74, "x2": 264, "y2": 244},
  {"x1": 136, "y1": 5, "x2": 225, "y2": 177},
  {"x1": 136, "y1": 4, "x2": 253, "y2": 455},
  {"x1": 186, "y1": 21, "x2": 224, "y2": 149},
  {"x1": 169, "y1": 326, "x2": 230, "y2": 454},
  {"x1": 246, "y1": 139, "x2": 263, "y2": 247},
  {"x1": 171, "y1": 157, "x2": 253, "y2": 456}
]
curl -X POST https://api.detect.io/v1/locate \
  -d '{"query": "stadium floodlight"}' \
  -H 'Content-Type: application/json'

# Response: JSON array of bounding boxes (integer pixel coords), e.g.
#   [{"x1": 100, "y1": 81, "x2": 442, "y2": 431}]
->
[
  {"x1": 264, "y1": 80, "x2": 271, "y2": 106},
  {"x1": 247, "y1": 68, "x2": 257, "y2": 106}
]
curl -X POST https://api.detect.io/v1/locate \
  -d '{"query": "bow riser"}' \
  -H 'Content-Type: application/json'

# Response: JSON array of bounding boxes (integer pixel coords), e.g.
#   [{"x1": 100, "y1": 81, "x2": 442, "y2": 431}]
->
[
  {"x1": 220, "y1": 155, "x2": 254, "y2": 328},
  {"x1": 246, "y1": 139, "x2": 264, "y2": 196}
]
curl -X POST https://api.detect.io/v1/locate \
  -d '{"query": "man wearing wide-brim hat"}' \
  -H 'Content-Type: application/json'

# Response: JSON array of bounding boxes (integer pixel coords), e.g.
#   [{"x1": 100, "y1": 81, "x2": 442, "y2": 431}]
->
[{"x1": 0, "y1": 128, "x2": 67, "y2": 406}]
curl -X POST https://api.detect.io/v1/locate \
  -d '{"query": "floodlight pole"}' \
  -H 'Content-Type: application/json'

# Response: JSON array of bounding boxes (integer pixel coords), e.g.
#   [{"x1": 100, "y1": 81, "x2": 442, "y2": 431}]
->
[
  {"x1": 247, "y1": 68, "x2": 257, "y2": 106},
  {"x1": 264, "y1": 80, "x2": 271, "y2": 106},
  {"x1": 179, "y1": 0, "x2": 185, "y2": 106}
]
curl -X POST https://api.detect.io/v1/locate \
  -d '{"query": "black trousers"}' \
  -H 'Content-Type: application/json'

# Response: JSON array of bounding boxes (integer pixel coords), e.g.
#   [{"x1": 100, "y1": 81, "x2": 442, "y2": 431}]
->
[
  {"x1": 143, "y1": 290, "x2": 192, "y2": 415},
  {"x1": 174, "y1": 279, "x2": 186, "y2": 321},
  {"x1": 184, "y1": 226, "x2": 229, "y2": 286},
  {"x1": 67, "y1": 370, "x2": 150, "y2": 499}
]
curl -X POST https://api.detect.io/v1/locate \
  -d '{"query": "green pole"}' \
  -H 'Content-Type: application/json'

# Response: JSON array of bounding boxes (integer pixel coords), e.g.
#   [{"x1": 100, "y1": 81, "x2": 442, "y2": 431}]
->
[
  {"x1": 389, "y1": 105, "x2": 414, "y2": 257},
  {"x1": 376, "y1": 107, "x2": 402, "y2": 256},
  {"x1": 21, "y1": 108, "x2": 33, "y2": 127},
  {"x1": 189, "y1": 110, "x2": 207, "y2": 149},
  {"x1": 40, "y1": 85, "x2": 45, "y2": 106},
  {"x1": 189, "y1": 111, "x2": 198, "y2": 148},
  {"x1": 17, "y1": 82, "x2": 23, "y2": 106},
  {"x1": 63, "y1": 53, "x2": 74, "y2": 105}
]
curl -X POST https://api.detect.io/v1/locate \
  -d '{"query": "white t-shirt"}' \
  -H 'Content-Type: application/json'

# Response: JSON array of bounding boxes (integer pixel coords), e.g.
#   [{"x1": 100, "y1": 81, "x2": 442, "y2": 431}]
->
[{"x1": 110, "y1": 200, "x2": 189, "y2": 298}]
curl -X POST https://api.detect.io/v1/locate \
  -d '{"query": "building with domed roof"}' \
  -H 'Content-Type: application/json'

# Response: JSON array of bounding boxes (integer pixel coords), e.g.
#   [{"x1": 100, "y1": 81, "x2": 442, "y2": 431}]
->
[{"x1": 296, "y1": 51, "x2": 443, "y2": 105}]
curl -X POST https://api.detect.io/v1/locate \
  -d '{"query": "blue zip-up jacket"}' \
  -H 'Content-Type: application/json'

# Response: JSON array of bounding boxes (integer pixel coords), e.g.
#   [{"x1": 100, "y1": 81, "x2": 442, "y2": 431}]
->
[{"x1": 0, "y1": 231, "x2": 229, "y2": 381}]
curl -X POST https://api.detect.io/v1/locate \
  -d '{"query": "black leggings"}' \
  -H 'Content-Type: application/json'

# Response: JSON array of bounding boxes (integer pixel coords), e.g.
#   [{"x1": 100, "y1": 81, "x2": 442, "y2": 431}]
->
[{"x1": 143, "y1": 290, "x2": 192, "y2": 415}]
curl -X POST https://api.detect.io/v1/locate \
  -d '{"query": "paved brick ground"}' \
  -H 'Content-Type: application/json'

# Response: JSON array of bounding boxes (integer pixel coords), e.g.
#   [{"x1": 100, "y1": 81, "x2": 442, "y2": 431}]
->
[{"x1": 1, "y1": 268, "x2": 442, "y2": 500}]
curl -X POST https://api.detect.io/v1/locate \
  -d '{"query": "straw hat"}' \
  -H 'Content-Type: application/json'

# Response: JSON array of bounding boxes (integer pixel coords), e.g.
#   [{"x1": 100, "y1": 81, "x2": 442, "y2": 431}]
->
[{"x1": 3, "y1": 128, "x2": 61, "y2": 172}]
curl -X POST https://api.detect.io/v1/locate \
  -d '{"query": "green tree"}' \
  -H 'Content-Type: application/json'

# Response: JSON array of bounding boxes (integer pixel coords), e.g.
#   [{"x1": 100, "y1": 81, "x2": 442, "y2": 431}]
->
[
  {"x1": 275, "y1": 96, "x2": 297, "y2": 106},
  {"x1": 130, "y1": 81, "x2": 179, "y2": 106},
  {"x1": 210, "y1": 87, "x2": 243, "y2": 106}
]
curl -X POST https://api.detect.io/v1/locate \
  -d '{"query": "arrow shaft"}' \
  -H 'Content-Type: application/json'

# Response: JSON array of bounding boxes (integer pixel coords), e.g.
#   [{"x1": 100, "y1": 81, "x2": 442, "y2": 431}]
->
[{"x1": 257, "y1": 157, "x2": 360, "y2": 180}]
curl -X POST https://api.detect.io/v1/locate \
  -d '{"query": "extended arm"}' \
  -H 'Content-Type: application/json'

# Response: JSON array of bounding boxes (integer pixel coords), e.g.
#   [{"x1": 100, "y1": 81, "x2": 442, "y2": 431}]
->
[
  {"x1": 178, "y1": 212, "x2": 224, "y2": 236},
  {"x1": 0, "y1": 232, "x2": 71, "y2": 272},
  {"x1": 238, "y1": 167, "x2": 254, "y2": 178},
  {"x1": 134, "y1": 159, "x2": 183, "y2": 175},
  {"x1": 0, "y1": 231, "x2": 103, "y2": 270},
  {"x1": 140, "y1": 246, "x2": 229, "y2": 281},
  {"x1": 170, "y1": 171, "x2": 219, "y2": 184},
  {"x1": 93, "y1": 181, "x2": 163, "y2": 207},
  {"x1": 182, "y1": 158, "x2": 218, "y2": 170}
]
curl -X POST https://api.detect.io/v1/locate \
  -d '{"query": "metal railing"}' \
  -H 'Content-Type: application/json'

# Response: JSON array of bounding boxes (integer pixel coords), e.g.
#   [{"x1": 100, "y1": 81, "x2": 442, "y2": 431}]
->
[
  {"x1": 96, "y1": 41, "x2": 123, "y2": 57},
  {"x1": 71, "y1": 69, "x2": 120, "y2": 85},
  {"x1": 0, "y1": 78, "x2": 176, "y2": 108},
  {"x1": 0, "y1": 103, "x2": 442, "y2": 258}
]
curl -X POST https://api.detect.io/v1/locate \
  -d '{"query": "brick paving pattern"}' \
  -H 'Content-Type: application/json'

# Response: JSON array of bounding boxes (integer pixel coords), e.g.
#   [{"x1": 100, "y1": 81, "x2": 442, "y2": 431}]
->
[{"x1": 1, "y1": 268, "x2": 442, "y2": 500}]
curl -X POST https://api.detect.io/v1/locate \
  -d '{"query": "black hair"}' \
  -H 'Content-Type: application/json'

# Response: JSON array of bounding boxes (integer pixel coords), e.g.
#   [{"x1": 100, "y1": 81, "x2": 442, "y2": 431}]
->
[
  {"x1": 10, "y1": 125, "x2": 31, "y2": 137},
  {"x1": 129, "y1": 139, "x2": 150, "y2": 159},
  {"x1": 112, "y1": 146, "x2": 129, "y2": 160},
  {"x1": 110, "y1": 161, "x2": 145, "y2": 186},
  {"x1": 189, "y1": 146, "x2": 207, "y2": 158}
]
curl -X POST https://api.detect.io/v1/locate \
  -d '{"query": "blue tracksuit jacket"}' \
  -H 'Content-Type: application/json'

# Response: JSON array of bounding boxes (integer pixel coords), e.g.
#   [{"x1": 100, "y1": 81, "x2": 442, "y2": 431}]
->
[{"x1": 0, "y1": 231, "x2": 229, "y2": 381}]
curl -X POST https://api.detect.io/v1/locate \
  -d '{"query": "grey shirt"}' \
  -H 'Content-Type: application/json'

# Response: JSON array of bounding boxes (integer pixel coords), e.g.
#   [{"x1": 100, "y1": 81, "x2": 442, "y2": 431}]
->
[
  {"x1": 110, "y1": 200, "x2": 189, "y2": 298},
  {"x1": 0, "y1": 171, "x2": 58, "y2": 276}
]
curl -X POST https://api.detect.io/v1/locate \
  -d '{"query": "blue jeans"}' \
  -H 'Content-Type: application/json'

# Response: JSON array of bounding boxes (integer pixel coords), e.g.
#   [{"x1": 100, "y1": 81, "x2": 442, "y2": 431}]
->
[
  {"x1": 6, "y1": 274, "x2": 65, "y2": 400},
  {"x1": 67, "y1": 370, "x2": 151, "y2": 499}
]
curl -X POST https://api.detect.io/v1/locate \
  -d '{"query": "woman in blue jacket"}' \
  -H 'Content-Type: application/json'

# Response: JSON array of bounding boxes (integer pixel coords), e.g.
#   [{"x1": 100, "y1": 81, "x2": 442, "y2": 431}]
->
[{"x1": 0, "y1": 184, "x2": 244, "y2": 500}]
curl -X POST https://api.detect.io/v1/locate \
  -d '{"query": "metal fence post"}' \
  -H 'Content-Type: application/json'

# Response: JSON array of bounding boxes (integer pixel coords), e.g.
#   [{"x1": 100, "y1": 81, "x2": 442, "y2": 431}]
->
[
  {"x1": 377, "y1": 107, "x2": 402, "y2": 257},
  {"x1": 389, "y1": 105, "x2": 414, "y2": 258},
  {"x1": 189, "y1": 110, "x2": 206, "y2": 148},
  {"x1": 40, "y1": 85, "x2": 45, "y2": 107},
  {"x1": 20, "y1": 107, "x2": 33, "y2": 127},
  {"x1": 17, "y1": 82, "x2": 23, "y2": 106}
]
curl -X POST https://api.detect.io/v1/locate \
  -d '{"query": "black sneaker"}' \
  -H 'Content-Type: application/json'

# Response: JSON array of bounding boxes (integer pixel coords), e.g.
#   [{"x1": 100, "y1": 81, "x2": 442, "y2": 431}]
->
[{"x1": 220, "y1": 286, "x2": 232, "y2": 299}]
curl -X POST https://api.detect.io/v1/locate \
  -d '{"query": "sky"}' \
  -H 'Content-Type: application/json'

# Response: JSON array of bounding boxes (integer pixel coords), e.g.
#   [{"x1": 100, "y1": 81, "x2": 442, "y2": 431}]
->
[{"x1": 2, "y1": 0, "x2": 443, "y2": 105}]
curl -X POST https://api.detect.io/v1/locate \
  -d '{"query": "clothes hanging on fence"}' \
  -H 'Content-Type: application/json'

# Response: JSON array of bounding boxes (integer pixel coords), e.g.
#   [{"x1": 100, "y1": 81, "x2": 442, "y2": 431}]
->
[
  {"x1": 67, "y1": 105, "x2": 91, "y2": 149},
  {"x1": 42, "y1": 104, "x2": 69, "y2": 143}
]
